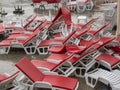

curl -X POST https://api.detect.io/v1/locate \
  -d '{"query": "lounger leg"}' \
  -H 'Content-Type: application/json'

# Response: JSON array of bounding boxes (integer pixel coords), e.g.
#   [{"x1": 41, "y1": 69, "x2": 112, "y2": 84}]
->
[
  {"x1": 67, "y1": 5, "x2": 76, "y2": 12},
  {"x1": 24, "y1": 46, "x2": 36, "y2": 54},
  {"x1": 76, "y1": 4, "x2": 86, "y2": 13},
  {"x1": 85, "y1": 74, "x2": 98, "y2": 88},
  {"x1": 54, "y1": 62, "x2": 76, "y2": 76},
  {"x1": 86, "y1": 0, "x2": 94, "y2": 11},
  {"x1": 37, "y1": 46, "x2": 49, "y2": 55},
  {"x1": 75, "y1": 67, "x2": 86, "y2": 78},
  {"x1": 0, "y1": 46, "x2": 10, "y2": 54}
]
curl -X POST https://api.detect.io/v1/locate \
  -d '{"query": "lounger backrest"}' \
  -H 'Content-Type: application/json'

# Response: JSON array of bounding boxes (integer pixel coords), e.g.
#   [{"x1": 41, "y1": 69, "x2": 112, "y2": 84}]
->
[
  {"x1": 62, "y1": 30, "x2": 76, "y2": 44},
  {"x1": 0, "y1": 71, "x2": 19, "y2": 87},
  {"x1": 95, "y1": 22, "x2": 110, "y2": 32},
  {"x1": 79, "y1": 38, "x2": 100, "y2": 56},
  {"x1": 80, "y1": 38, "x2": 99, "y2": 47},
  {"x1": 99, "y1": 37, "x2": 115, "y2": 46},
  {"x1": 24, "y1": 15, "x2": 37, "y2": 28},
  {"x1": 15, "y1": 57, "x2": 44, "y2": 82},
  {"x1": 87, "y1": 37, "x2": 114, "y2": 50},
  {"x1": 87, "y1": 37, "x2": 114, "y2": 52},
  {"x1": 22, "y1": 34, "x2": 37, "y2": 46},
  {"x1": 82, "y1": 17, "x2": 99, "y2": 29},
  {"x1": 75, "y1": 25, "x2": 91, "y2": 38},
  {"x1": 96, "y1": 53, "x2": 120, "y2": 67}
]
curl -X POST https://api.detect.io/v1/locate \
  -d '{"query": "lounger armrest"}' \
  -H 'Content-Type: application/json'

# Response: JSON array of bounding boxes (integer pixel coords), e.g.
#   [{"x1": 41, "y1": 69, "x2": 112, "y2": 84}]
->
[
  {"x1": 30, "y1": 81, "x2": 53, "y2": 90},
  {"x1": 47, "y1": 59, "x2": 62, "y2": 64},
  {"x1": 87, "y1": 68, "x2": 99, "y2": 74},
  {"x1": 50, "y1": 42, "x2": 63, "y2": 45},
  {"x1": 11, "y1": 40, "x2": 19, "y2": 44},
  {"x1": 43, "y1": 71, "x2": 58, "y2": 75},
  {"x1": 17, "y1": 75, "x2": 26, "y2": 82},
  {"x1": 4, "y1": 69, "x2": 19, "y2": 76},
  {"x1": 50, "y1": 44, "x2": 64, "y2": 47},
  {"x1": 23, "y1": 31, "x2": 33, "y2": 34},
  {"x1": 4, "y1": 73, "x2": 11, "y2": 77},
  {"x1": 54, "y1": 37, "x2": 65, "y2": 40},
  {"x1": 20, "y1": 81, "x2": 32, "y2": 89}
]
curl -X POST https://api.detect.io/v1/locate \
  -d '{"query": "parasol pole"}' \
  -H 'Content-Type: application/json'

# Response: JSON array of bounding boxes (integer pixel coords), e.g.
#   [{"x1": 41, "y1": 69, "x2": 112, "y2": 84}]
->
[{"x1": 116, "y1": 0, "x2": 120, "y2": 36}]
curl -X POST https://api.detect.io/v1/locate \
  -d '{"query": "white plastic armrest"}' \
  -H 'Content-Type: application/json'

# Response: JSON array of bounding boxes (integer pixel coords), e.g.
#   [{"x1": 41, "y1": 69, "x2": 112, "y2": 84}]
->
[
  {"x1": 87, "y1": 68, "x2": 99, "y2": 74},
  {"x1": 54, "y1": 37, "x2": 65, "y2": 40},
  {"x1": 50, "y1": 42, "x2": 63, "y2": 46},
  {"x1": 43, "y1": 71, "x2": 58, "y2": 75},
  {"x1": 47, "y1": 59, "x2": 62, "y2": 64},
  {"x1": 4, "y1": 73, "x2": 11, "y2": 76}
]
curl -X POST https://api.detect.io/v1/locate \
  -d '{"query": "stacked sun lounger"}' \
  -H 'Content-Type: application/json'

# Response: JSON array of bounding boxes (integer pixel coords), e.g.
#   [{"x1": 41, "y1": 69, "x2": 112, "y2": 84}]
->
[{"x1": 14, "y1": 31, "x2": 117, "y2": 89}]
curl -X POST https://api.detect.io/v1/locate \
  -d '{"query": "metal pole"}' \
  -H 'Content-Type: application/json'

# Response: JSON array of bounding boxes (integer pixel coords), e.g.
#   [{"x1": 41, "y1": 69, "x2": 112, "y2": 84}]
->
[{"x1": 116, "y1": 0, "x2": 120, "y2": 35}]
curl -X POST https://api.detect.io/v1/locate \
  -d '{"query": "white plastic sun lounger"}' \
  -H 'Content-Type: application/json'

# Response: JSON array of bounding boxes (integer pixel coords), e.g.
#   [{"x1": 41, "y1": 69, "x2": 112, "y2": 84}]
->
[
  {"x1": 85, "y1": 68, "x2": 120, "y2": 90},
  {"x1": 15, "y1": 57, "x2": 79, "y2": 90}
]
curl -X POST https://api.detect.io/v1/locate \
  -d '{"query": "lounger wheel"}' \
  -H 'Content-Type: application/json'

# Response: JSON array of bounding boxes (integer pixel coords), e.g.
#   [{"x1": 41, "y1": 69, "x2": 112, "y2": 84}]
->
[
  {"x1": 24, "y1": 46, "x2": 36, "y2": 54},
  {"x1": 75, "y1": 67, "x2": 86, "y2": 78}
]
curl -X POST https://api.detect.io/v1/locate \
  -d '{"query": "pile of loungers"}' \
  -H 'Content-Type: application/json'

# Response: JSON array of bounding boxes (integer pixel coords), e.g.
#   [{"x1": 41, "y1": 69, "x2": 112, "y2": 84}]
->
[{"x1": 1, "y1": 6, "x2": 120, "y2": 90}]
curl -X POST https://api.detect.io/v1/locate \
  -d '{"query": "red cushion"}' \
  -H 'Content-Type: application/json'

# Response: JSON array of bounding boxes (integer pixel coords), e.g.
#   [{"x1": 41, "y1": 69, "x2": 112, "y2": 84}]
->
[
  {"x1": 72, "y1": 23, "x2": 84, "y2": 29},
  {"x1": 17, "y1": 34, "x2": 36, "y2": 45},
  {"x1": 74, "y1": 27, "x2": 89, "y2": 38},
  {"x1": 5, "y1": 24, "x2": 14, "y2": 29},
  {"x1": 107, "y1": 46, "x2": 120, "y2": 52},
  {"x1": 62, "y1": 30, "x2": 76, "y2": 44},
  {"x1": 47, "y1": 53, "x2": 69, "y2": 62},
  {"x1": 52, "y1": 33, "x2": 61, "y2": 38},
  {"x1": 69, "y1": 56, "x2": 79, "y2": 64},
  {"x1": 96, "y1": 53, "x2": 120, "y2": 67},
  {"x1": 66, "y1": 44, "x2": 86, "y2": 54},
  {"x1": 11, "y1": 30, "x2": 24, "y2": 34},
  {"x1": 15, "y1": 57, "x2": 45, "y2": 82},
  {"x1": 38, "y1": 40, "x2": 63, "y2": 47},
  {"x1": 0, "y1": 74, "x2": 7, "y2": 82},
  {"x1": 31, "y1": 60, "x2": 59, "y2": 71},
  {"x1": 48, "y1": 46, "x2": 66, "y2": 53},
  {"x1": 79, "y1": 38, "x2": 99, "y2": 47},
  {"x1": 0, "y1": 40, "x2": 12, "y2": 46},
  {"x1": 16, "y1": 57, "x2": 78, "y2": 90},
  {"x1": 43, "y1": 75, "x2": 78, "y2": 90},
  {"x1": 99, "y1": 37, "x2": 115, "y2": 44},
  {"x1": 23, "y1": 15, "x2": 37, "y2": 28},
  {"x1": 0, "y1": 71, "x2": 19, "y2": 82},
  {"x1": 87, "y1": 30, "x2": 97, "y2": 35}
]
